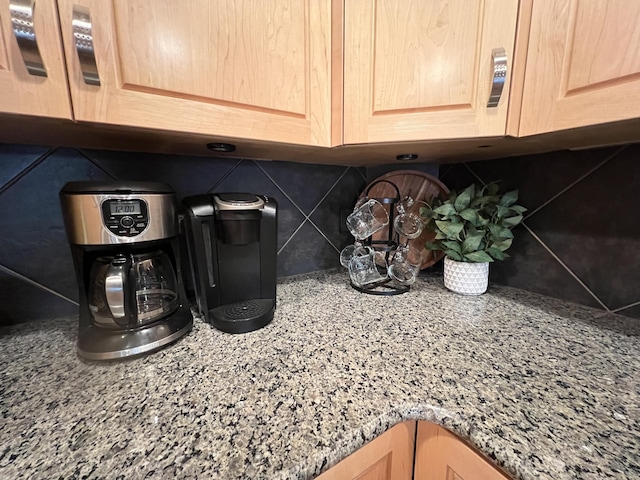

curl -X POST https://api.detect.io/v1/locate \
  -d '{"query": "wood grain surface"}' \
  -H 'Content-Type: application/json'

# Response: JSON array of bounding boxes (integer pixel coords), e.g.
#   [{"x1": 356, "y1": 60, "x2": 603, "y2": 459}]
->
[{"x1": 360, "y1": 170, "x2": 449, "y2": 269}]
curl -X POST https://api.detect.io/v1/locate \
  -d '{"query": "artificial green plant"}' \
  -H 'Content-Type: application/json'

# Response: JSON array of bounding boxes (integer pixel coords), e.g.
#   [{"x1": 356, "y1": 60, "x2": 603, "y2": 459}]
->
[{"x1": 419, "y1": 183, "x2": 526, "y2": 263}]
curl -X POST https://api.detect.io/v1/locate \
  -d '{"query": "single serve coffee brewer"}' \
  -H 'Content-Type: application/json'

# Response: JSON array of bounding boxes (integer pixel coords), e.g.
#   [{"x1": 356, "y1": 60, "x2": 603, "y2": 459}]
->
[{"x1": 182, "y1": 193, "x2": 277, "y2": 333}]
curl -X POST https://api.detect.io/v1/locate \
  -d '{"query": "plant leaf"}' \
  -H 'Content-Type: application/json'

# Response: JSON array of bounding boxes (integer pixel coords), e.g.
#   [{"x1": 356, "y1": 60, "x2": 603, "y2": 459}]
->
[
  {"x1": 496, "y1": 205, "x2": 510, "y2": 218},
  {"x1": 488, "y1": 223, "x2": 513, "y2": 240},
  {"x1": 500, "y1": 190, "x2": 519, "y2": 207},
  {"x1": 464, "y1": 250, "x2": 494, "y2": 263},
  {"x1": 433, "y1": 203, "x2": 457, "y2": 216},
  {"x1": 509, "y1": 205, "x2": 527, "y2": 214},
  {"x1": 435, "y1": 220, "x2": 464, "y2": 240},
  {"x1": 502, "y1": 214, "x2": 524, "y2": 227},
  {"x1": 462, "y1": 232, "x2": 483, "y2": 253},
  {"x1": 445, "y1": 250, "x2": 464, "y2": 261},
  {"x1": 441, "y1": 240, "x2": 462, "y2": 254},
  {"x1": 486, "y1": 247, "x2": 506, "y2": 261},
  {"x1": 459, "y1": 208, "x2": 479, "y2": 225},
  {"x1": 492, "y1": 238, "x2": 513, "y2": 251},
  {"x1": 454, "y1": 185, "x2": 473, "y2": 212}
]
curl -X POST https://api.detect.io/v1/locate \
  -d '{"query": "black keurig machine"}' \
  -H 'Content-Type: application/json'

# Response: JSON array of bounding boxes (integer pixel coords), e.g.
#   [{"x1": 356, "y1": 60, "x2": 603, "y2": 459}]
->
[{"x1": 182, "y1": 193, "x2": 277, "y2": 333}]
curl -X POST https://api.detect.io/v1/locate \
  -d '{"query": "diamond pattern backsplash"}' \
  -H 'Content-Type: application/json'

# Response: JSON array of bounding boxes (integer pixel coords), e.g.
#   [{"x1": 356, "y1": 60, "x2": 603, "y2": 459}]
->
[
  {"x1": 441, "y1": 143, "x2": 640, "y2": 320},
  {"x1": 0, "y1": 143, "x2": 438, "y2": 325},
  {"x1": 2, "y1": 141, "x2": 637, "y2": 324}
]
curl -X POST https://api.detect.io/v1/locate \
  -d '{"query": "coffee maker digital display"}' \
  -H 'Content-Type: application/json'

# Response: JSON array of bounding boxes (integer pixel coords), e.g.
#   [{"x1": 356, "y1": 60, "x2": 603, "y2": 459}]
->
[
  {"x1": 109, "y1": 200, "x2": 142, "y2": 215},
  {"x1": 60, "y1": 182, "x2": 192, "y2": 360}
]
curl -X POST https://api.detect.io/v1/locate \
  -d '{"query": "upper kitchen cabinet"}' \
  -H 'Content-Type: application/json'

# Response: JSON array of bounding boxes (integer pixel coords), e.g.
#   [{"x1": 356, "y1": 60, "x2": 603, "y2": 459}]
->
[
  {"x1": 519, "y1": 0, "x2": 640, "y2": 136},
  {"x1": 0, "y1": 0, "x2": 72, "y2": 118},
  {"x1": 342, "y1": 0, "x2": 519, "y2": 144},
  {"x1": 55, "y1": 0, "x2": 337, "y2": 147}
]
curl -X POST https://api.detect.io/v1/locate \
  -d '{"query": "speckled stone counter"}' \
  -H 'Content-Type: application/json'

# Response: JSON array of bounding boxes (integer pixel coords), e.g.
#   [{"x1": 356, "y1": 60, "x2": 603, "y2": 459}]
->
[{"x1": 1, "y1": 272, "x2": 639, "y2": 479}]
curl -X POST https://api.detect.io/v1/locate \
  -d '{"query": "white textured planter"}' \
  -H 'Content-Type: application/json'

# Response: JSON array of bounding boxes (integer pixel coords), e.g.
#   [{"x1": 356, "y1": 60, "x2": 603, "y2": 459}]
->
[{"x1": 443, "y1": 257, "x2": 489, "y2": 295}]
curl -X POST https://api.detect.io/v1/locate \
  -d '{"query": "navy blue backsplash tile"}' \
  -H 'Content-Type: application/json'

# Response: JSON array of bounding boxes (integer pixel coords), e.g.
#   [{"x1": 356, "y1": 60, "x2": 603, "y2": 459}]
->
[
  {"x1": 2, "y1": 141, "x2": 638, "y2": 324},
  {"x1": 0, "y1": 145, "x2": 368, "y2": 325},
  {"x1": 442, "y1": 144, "x2": 640, "y2": 320}
]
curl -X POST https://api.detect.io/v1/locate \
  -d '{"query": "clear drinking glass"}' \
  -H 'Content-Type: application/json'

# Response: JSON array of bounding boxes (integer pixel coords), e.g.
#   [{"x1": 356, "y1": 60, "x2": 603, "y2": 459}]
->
[
  {"x1": 388, "y1": 246, "x2": 423, "y2": 285},
  {"x1": 340, "y1": 243, "x2": 372, "y2": 268},
  {"x1": 393, "y1": 196, "x2": 424, "y2": 239},
  {"x1": 348, "y1": 247, "x2": 387, "y2": 286},
  {"x1": 346, "y1": 199, "x2": 389, "y2": 240}
]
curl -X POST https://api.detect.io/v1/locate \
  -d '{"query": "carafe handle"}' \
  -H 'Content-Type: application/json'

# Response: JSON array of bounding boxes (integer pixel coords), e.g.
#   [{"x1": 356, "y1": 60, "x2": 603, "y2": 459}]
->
[{"x1": 105, "y1": 254, "x2": 133, "y2": 328}]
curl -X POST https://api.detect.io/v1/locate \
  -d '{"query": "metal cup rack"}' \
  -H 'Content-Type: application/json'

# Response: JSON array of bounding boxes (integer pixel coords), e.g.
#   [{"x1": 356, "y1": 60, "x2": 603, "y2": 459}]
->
[{"x1": 351, "y1": 179, "x2": 411, "y2": 296}]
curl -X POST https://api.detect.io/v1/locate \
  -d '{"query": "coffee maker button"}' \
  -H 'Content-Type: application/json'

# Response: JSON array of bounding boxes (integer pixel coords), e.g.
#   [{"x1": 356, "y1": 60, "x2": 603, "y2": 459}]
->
[{"x1": 120, "y1": 216, "x2": 135, "y2": 228}]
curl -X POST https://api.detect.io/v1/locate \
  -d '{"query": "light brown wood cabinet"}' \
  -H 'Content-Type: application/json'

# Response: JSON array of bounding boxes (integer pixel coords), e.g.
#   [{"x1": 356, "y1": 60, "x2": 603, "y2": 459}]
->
[
  {"x1": 343, "y1": 0, "x2": 519, "y2": 144},
  {"x1": 0, "y1": 0, "x2": 71, "y2": 118},
  {"x1": 414, "y1": 422, "x2": 511, "y2": 480},
  {"x1": 1, "y1": 0, "x2": 640, "y2": 161},
  {"x1": 55, "y1": 0, "x2": 337, "y2": 147},
  {"x1": 316, "y1": 421, "x2": 510, "y2": 480},
  {"x1": 316, "y1": 422, "x2": 415, "y2": 480},
  {"x1": 517, "y1": 0, "x2": 640, "y2": 136}
]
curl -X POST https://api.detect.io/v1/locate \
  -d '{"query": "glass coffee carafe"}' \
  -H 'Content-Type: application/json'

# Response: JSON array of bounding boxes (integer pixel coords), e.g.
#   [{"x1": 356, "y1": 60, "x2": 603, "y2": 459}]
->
[{"x1": 88, "y1": 250, "x2": 179, "y2": 329}]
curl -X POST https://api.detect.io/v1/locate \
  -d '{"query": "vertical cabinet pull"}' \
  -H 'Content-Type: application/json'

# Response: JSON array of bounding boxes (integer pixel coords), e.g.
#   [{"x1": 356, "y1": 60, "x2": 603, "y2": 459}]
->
[
  {"x1": 10, "y1": 0, "x2": 46, "y2": 77},
  {"x1": 487, "y1": 47, "x2": 507, "y2": 108},
  {"x1": 72, "y1": 5, "x2": 100, "y2": 86}
]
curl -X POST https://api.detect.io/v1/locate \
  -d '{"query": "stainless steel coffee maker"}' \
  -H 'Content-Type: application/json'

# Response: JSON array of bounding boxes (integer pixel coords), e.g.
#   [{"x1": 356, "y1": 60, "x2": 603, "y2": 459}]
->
[{"x1": 60, "y1": 181, "x2": 192, "y2": 360}]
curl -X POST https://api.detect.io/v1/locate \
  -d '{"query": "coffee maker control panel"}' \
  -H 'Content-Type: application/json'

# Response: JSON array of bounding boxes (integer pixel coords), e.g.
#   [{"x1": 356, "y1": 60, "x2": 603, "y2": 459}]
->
[{"x1": 101, "y1": 199, "x2": 149, "y2": 237}]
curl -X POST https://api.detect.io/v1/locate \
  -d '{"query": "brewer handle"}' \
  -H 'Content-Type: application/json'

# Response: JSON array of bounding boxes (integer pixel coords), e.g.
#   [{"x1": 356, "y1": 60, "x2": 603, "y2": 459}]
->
[
  {"x1": 10, "y1": 0, "x2": 47, "y2": 76},
  {"x1": 105, "y1": 255, "x2": 131, "y2": 327}
]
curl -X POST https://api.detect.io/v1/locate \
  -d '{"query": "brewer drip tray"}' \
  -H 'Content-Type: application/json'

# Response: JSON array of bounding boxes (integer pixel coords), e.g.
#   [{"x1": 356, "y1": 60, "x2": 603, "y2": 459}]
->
[{"x1": 208, "y1": 298, "x2": 275, "y2": 334}]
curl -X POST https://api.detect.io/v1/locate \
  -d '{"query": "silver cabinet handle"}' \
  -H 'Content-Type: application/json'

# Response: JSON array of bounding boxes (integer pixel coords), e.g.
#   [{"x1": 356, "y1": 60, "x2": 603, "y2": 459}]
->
[
  {"x1": 487, "y1": 47, "x2": 507, "y2": 108},
  {"x1": 72, "y1": 5, "x2": 100, "y2": 86},
  {"x1": 9, "y1": 0, "x2": 46, "y2": 77}
]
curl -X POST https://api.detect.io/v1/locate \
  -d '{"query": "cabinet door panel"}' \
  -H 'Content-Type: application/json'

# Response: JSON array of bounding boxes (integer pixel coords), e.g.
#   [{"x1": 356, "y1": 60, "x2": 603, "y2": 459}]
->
[
  {"x1": 0, "y1": 0, "x2": 72, "y2": 118},
  {"x1": 414, "y1": 422, "x2": 511, "y2": 480},
  {"x1": 519, "y1": 0, "x2": 640, "y2": 136},
  {"x1": 57, "y1": 0, "x2": 333, "y2": 146},
  {"x1": 316, "y1": 422, "x2": 416, "y2": 480},
  {"x1": 344, "y1": 0, "x2": 518, "y2": 144},
  {"x1": 113, "y1": 2, "x2": 306, "y2": 116}
]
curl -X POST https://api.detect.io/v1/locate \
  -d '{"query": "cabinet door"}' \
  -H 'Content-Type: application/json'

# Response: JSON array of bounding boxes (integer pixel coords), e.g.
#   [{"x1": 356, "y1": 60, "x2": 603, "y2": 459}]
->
[
  {"x1": 414, "y1": 422, "x2": 511, "y2": 480},
  {"x1": 0, "y1": 0, "x2": 72, "y2": 118},
  {"x1": 519, "y1": 0, "x2": 640, "y2": 136},
  {"x1": 316, "y1": 421, "x2": 416, "y2": 480},
  {"x1": 56, "y1": 0, "x2": 335, "y2": 147},
  {"x1": 343, "y1": 0, "x2": 518, "y2": 144}
]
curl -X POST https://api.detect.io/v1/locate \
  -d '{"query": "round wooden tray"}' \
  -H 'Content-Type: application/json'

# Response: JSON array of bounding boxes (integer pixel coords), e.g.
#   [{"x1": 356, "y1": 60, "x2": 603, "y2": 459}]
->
[{"x1": 359, "y1": 170, "x2": 450, "y2": 269}]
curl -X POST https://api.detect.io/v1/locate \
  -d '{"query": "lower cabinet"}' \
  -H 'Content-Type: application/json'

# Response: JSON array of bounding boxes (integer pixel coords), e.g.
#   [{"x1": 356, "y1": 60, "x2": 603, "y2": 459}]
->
[
  {"x1": 414, "y1": 422, "x2": 511, "y2": 480},
  {"x1": 315, "y1": 422, "x2": 416, "y2": 480},
  {"x1": 317, "y1": 421, "x2": 511, "y2": 480}
]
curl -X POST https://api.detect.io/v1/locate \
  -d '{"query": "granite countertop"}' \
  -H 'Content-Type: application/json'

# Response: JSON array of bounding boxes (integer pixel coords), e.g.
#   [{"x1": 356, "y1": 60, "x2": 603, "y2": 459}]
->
[{"x1": 1, "y1": 271, "x2": 639, "y2": 479}]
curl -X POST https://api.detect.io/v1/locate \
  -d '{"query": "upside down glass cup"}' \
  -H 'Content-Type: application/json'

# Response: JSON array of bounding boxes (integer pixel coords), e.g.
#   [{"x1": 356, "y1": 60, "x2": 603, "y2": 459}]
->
[
  {"x1": 393, "y1": 196, "x2": 425, "y2": 239},
  {"x1": 348, "y1": 247, "x2": 386, "y2": 286},
  {"x1": 340, "y1": 243, "x2": 373, "y2": 268},
  {"x1": 346, "y1": 199, "x2": 389, "y2": 241},
  {"x1": 388, "y1": 246, "x2": 423, "y2": 285}
]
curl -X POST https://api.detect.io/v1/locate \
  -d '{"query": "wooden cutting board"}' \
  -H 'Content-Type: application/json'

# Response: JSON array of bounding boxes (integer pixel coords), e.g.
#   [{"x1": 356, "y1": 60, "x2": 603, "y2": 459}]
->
[{"x1": 359, "y1": 170, "x2": 450, "y2": 269}]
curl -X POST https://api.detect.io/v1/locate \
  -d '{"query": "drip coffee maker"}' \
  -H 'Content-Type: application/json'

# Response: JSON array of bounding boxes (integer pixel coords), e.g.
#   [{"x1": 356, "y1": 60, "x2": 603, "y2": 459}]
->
[{"x1": 60, "y1": 181, "x2": 192, "y2": 360}]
